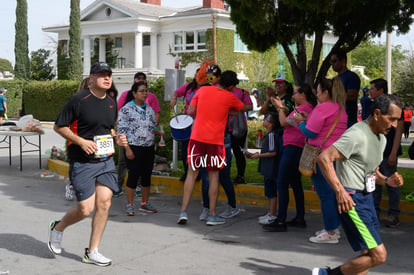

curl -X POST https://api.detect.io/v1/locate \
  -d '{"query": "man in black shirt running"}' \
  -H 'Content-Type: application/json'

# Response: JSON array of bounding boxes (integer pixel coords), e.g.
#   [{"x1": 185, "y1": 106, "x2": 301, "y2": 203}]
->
[{"x1": 48, "y1": 62, "x2": 118, "y2": 267}]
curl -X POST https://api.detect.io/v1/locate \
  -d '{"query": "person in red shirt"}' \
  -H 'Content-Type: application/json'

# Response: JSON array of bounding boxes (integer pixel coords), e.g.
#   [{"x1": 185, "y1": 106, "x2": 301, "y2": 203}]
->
[
  {"x1": 403, "y1": 104, "x2": 413, "y2": 139},
  {"x1": 177, "y1": 71, "x2": 248, "y2": 226}
]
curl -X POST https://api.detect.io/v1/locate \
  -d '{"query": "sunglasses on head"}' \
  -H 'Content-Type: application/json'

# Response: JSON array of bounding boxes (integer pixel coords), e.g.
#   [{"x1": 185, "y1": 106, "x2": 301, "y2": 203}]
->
[{"x1": 206, "y1": 65, "x2": 218, "y2": 74}]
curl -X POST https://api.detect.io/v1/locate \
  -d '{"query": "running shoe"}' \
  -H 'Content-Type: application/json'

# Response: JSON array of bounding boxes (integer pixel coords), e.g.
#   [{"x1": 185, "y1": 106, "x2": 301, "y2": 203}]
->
[
  {"x1": 199, "y1": 207, "x2": 209, "y2": 221},
  {"x1": 309, "y1": 230, "x2": 339, "y2": 244},
  {"x1": 315, "y1": 228, "x2": 341, "y2": 239},
  {"x1": 139, "y1": 202, "x2": 158, "y2": 213},
  {"x1": 206, "y1": 215, "x2": 225, "y2": 226},
  {"x1": 219, "y1": 205, "x2": 240, "y2": 219},
  {"x1": 48, "y1": 220, "x2": 62, "y2": 254},
  {"x1": 82, "y1": 248, "x2": 112, "y2": 267},
  {"x1": 177, "y1": 211, "x2": 188, "y2": 225},
  {"x1": 312, "y1": 267, "x2": 330, "y2": 275},
  {"x1": 258, "y1": 213, "x2": 277, "y2": 225},
  {"x1": 125, "y1": 204, "x2": 135, "y2": 216}
]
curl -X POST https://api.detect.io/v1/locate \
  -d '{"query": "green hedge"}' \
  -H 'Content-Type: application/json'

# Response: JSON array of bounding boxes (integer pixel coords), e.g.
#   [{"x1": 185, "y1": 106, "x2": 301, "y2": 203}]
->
[
  {"x1": 23, "y1": 80, "x2": 79, "y2": 121},
  {"x1": 0, "y1": 80, "x2": 26, "y2": 117}
]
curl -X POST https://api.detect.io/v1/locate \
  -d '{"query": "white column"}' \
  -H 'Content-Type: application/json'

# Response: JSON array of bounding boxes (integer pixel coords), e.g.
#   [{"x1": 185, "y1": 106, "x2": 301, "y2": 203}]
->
[
  {"x1": 134, "y1": 32, "x2": 143, "y2": 68},
  {"x1": 150, "y1": 33, "x2": 158, "y2": 69},
  {"x1": 99, "y1": 37, "x2": 106, "y2": 62},
  {"x1": 83, "y1": 36, "x2": 91, "y2": 75}
]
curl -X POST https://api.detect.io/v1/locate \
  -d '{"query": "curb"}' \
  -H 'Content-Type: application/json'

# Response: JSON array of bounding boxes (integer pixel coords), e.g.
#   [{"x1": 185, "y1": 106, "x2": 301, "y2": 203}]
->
[{"x1": 48, "y1": 159, "x2": 414, "y2": 222}]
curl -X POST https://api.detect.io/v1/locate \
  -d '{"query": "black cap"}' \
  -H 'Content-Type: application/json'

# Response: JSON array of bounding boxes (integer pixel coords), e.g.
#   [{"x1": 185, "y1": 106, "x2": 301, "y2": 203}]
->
[{"x1": 90, "y1": 62, "x2": 112, "y2": 74}]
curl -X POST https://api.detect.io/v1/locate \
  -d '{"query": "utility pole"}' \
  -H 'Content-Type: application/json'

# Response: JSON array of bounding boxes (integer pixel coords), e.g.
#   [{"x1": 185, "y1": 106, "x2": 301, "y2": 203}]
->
[{"x1": 385, "y1": 32, "x2": 392, "y2": 93}]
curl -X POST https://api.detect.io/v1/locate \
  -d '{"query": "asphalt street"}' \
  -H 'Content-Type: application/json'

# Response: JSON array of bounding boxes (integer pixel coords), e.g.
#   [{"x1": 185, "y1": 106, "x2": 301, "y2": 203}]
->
[{"x1": 0, "y1": 126, "x2": 413, "y2": 274}]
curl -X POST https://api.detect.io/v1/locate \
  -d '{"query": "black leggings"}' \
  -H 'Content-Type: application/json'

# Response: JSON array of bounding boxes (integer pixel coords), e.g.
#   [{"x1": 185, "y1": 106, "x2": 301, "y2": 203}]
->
[
  {"x1": 231, "y1": 132, "x2": 247, "y2": 178},
  {"x1": 125, "y1": 145, "x2": 154, "y2": 188},
  {"x1": 404, "y1": 121, "x2": 411, "y2": 139}
]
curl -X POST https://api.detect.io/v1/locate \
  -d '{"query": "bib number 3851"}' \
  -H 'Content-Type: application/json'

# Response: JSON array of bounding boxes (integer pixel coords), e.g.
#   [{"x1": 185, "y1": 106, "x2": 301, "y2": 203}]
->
[{"x1": 94, "y1": 134, "x2": 115, "y2": 158}]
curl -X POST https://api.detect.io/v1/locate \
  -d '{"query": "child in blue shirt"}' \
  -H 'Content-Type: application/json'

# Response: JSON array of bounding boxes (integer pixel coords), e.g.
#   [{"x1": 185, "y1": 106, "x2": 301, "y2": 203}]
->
[{"x1": 248, "y1": 114, "x2": 278, "y2": 225}]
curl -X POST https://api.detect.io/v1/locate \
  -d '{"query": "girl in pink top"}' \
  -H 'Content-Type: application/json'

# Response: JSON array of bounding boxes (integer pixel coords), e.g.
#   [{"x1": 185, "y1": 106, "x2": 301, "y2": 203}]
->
[
  {"x1": 263, "y1": 84, "x2": 317, "y2": 232},
  {"x1": 293, "y1": 77, "x2": 347, "y2": 244}
]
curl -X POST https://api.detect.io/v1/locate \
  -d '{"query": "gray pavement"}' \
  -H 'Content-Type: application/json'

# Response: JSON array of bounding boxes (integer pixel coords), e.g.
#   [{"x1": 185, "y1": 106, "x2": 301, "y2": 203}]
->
[{"x1": 0, "y1": 127, "x2": 413, "y2": 274}]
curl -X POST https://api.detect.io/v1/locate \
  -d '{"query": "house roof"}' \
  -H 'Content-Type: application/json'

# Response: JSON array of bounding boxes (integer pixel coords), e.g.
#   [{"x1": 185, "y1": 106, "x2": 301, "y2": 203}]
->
[
  {"x1": 161, "y1": 6, "x2": 230, "y2": 19},
  {"x1": 81, "y1": 0, "x2": 183, "y2": 20}
]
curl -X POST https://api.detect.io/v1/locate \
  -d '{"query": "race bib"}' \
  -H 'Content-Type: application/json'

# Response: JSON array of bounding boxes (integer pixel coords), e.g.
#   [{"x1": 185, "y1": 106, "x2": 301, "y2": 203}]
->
[
  {"x1": 365, "y1": 172, "x2": 376, "y2": 193},
  {"x1": 94, "y1": 134, "x2": 115, "y2": 158}
]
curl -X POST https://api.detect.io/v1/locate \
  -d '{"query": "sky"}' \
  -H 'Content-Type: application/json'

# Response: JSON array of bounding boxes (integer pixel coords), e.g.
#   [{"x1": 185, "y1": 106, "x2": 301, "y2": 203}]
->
[{"x1": 0, "y1": 0, "x2": 413, "y2": 67}]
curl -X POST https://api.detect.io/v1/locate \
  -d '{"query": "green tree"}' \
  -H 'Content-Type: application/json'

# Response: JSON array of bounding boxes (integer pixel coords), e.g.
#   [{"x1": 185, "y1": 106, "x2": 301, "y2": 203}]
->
[
  {"x1": 14, "y1": 0, "x2": 30, "y2": 80},
  {"x1": 57, "y1": 41, "x2": 69, "y2": 80},
  {"x1": 352, "y1": 39, "x2": 407, "y2": 84},
  {"x1": 0, "y1": 58, "x2": 13, "y2": 73},
  {"x1": 67, "y1": 0, "x2": 82, "y2": 80},
  {"x1": 226, "y1": 0, "x2": 414, "y2": 85},
  {"x1": 395, "y1": 54, "x2": 414, "y2": 104},
  {"x1": 30, "y1": 49, "x2": 55, "y2": 80}
]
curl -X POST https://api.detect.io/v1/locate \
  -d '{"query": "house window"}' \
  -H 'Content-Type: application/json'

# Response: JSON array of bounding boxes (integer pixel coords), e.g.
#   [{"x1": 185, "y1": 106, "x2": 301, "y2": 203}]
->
[
  {"x1": 234, "y1": 32, "x2": 249, "y2": 53},
  {"x1": 105, "y1": 7, "x2": 112, "y2": 17},
  {"x1": 186, "y1": 32, "x2": 194, "y2": 50},
  {"x1": 115, "y1": 37, "x2": 122, "y2": 48},
  {"x1": 197, "y1": 31, "x2": 206, "y2": 50},
  {"x1": 174, "y1": 31, "x2": 206, "y2": 52},
  {"x1": 174, "y1": 33, "x2": 183, "y2": 51},
  {"x1": 143, "y1": 35, "x2": 151, "y2": 46}
]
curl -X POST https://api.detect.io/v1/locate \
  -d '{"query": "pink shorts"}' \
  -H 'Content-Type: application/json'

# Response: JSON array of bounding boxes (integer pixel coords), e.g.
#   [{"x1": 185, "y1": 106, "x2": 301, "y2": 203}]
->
[{"x1": 187, "y1": 139, "x2": 226, "y2": 171}]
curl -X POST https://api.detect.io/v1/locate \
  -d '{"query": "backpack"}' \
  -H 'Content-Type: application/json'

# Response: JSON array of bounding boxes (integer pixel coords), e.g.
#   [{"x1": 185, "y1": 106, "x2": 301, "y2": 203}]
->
[{"x1": 231, "y1": 89, "x2": 248, "y2": 138}]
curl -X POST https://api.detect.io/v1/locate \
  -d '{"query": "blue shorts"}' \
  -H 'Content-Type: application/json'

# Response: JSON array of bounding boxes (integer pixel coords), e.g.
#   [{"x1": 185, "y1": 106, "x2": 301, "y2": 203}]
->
[
  {"x1": 264, "y1": 177, "x2": 277, "y2": 199},
  {"x1": 340, "y1": 189, "x2": 382, "y2": 251},
  {"x1": 69, "y1": 158, "x2": 118, "y2": 201}
]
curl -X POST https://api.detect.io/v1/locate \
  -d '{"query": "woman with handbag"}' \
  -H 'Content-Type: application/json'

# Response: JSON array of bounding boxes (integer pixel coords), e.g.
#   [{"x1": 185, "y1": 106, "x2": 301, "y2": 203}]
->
[
  {"x1": 263, "y1": 84, "x2": 317, "y2": 232},
  {"x1": 293, "y1": 77, "x2": 348, "y2": 244}
]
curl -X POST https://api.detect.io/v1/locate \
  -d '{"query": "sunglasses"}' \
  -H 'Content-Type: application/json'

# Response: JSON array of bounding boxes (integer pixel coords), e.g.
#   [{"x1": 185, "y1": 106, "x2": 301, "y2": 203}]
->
[
  {"x1": 330, "y1": 59, "x2": 338, "y2": 64},
  {"x1": 137, "y1": 89, "x2": 148, "y2": 93},
  {"x1": 206, "y1": 75, "x2": 216, "y2": 82}
]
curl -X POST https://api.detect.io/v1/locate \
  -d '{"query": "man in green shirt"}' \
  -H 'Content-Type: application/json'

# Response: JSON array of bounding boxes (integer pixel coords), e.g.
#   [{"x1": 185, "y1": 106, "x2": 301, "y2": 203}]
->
[{"x1": 313, "y1": 94, "x2": 403, "y2": 275}]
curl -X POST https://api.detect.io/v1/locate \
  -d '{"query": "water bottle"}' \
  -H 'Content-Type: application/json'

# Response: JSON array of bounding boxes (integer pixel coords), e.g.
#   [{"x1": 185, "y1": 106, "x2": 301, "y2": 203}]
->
[
  {"x1": 158, "y1": 125, "x2": 166, "y2": 147},
  {"x1": 255, "y1": 130, "x2": 263, "y2": 148},
  {"x1": 51, "y1": 146, "x2": 58, "y2": 159}
]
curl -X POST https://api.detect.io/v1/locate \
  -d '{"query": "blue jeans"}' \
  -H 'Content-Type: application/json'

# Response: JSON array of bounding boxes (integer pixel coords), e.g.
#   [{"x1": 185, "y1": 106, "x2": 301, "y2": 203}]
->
[
  {"x1": 311, "y1": 163, "x2": 340, "y2": 231},
  {"x1": 201, "y1": 146, "x2": 236, "y2": 209},
  {"x1": 276, "y1": 145, "x2": 305, "y2": 222},
  {"x1": 373, "y1": 158, "x2": 400, "y2": 218}
]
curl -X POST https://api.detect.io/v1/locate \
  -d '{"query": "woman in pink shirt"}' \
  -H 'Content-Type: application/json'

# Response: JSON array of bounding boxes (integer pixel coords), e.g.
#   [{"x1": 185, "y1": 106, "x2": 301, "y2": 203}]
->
[{"x1": 294, "y1": 77, "x2": 347, "y2": 244}]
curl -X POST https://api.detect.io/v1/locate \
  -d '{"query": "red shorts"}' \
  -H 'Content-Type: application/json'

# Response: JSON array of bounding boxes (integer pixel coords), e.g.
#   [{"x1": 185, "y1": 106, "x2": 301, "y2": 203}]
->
[{"x1": 187, "y1": 139, "x2": 226, "y2": 171}]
